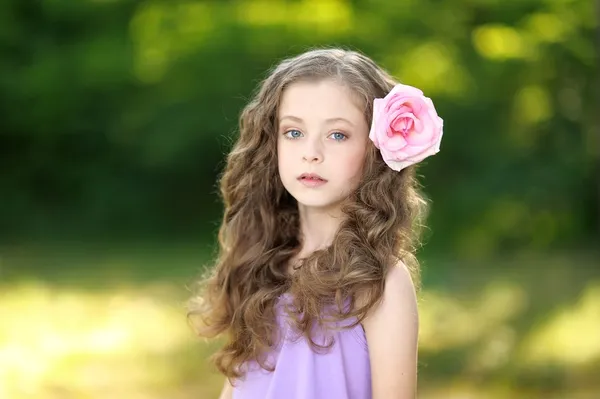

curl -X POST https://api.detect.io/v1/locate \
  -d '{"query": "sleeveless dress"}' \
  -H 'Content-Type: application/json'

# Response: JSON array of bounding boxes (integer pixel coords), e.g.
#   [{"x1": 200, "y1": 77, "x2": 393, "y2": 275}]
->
[{"x1": 232, "y1": 293, "x2": 372, "y2": 399}]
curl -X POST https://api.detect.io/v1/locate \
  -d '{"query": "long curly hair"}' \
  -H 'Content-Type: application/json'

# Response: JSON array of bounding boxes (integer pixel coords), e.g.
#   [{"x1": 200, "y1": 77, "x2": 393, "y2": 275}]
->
[{"x1": 187, "y1": 48, "x2": 428, "y2": 380}]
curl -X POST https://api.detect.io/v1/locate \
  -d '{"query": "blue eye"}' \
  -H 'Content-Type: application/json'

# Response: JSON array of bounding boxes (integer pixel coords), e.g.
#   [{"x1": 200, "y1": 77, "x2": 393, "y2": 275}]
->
[
  {"x1": 330, "y1": 132, "x2": 347, "y2": 141},
  {"x1": 284, "y1": 129, "x2": 303, "y2": 139}
]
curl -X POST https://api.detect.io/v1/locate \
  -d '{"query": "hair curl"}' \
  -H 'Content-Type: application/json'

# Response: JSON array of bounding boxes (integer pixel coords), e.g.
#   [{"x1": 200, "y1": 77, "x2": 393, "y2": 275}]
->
[{"x1": 187, "y1": 48, "x2": 428, "y2": 380}]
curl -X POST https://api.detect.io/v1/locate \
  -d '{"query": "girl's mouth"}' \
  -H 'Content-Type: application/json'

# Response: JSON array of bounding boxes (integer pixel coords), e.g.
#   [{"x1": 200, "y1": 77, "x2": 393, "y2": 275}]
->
[{"x1": 298, "y1": 173, "x2": 328, "y2": 187}]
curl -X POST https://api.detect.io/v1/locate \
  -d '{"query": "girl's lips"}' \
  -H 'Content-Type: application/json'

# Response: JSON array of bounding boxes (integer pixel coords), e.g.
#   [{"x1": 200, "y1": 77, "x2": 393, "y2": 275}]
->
[
  {"x1": 298, "y1": 173, "x2": 327, "y2": 181},
  {"x1": 298, "y1": 177, "x2": 327, "y2": 188}
]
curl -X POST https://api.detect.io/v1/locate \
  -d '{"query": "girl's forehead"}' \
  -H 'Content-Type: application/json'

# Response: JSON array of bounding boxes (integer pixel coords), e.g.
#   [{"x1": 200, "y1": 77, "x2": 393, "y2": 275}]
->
[{"x1": 278, "y1": 80, "x2": 366, "y2": 121}]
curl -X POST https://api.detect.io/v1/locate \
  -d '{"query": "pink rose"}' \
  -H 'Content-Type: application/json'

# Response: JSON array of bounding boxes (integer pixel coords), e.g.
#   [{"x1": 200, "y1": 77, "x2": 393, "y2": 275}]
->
[{"x1": 369, "y1": 84, "x2": 444, "y2": 171}]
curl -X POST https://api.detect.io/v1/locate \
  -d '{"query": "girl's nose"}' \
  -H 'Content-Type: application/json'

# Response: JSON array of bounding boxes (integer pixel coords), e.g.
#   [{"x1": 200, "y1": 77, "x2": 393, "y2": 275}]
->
[{"x1": 302, "y1": 139, "x2": 323, "y2": 163}]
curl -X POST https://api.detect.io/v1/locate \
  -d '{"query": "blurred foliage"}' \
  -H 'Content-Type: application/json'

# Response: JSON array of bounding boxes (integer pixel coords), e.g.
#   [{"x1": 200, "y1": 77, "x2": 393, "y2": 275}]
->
[{"x1": 0, "y1": 0, "x2": 598, "y2": 259}]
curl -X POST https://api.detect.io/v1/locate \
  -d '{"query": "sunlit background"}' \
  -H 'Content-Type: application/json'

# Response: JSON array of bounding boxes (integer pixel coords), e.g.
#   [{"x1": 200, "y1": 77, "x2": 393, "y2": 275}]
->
[{"x1": 1, "y1": 0, "x2": 598, "y2": 398}]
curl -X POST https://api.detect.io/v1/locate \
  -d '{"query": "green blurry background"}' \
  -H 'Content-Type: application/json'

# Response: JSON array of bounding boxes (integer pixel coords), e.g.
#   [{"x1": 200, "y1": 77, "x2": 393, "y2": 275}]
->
[{"x1": 1, "y1": 0, "x2": 598, "y2": 398}]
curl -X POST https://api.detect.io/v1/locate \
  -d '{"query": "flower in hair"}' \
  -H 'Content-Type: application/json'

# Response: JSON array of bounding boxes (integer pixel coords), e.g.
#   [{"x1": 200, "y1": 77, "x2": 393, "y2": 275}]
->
[{"x1": 369, "y1": 84, "x2": 443, "y2": 171}]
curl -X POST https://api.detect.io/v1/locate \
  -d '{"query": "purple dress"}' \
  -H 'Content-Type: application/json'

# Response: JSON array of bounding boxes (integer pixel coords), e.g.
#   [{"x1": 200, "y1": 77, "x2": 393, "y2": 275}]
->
[{"x1": 232, "y1": 293, "x2": 372, "y2": 399}]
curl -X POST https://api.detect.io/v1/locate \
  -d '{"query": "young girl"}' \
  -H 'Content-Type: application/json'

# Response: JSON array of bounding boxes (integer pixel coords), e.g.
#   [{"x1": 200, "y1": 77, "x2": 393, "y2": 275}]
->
[{"x1": 188, "y1": 48, "x2": 443, "y2": 399}]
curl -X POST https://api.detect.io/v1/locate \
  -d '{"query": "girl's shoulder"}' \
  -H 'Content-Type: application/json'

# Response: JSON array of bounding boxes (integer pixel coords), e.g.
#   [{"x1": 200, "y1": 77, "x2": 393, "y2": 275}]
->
[
  {"x1": 361, "y1": 260, "x2": 419, "y2": 396},
  {"x1": 356, "y1": 261, "x2": 417, "y2": 314}
]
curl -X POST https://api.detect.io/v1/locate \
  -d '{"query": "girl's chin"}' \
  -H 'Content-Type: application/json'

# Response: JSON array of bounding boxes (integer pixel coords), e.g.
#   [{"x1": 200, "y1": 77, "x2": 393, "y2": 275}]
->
[{"x1": 291, "y1": 196, "x2": 345, "y2": 211}]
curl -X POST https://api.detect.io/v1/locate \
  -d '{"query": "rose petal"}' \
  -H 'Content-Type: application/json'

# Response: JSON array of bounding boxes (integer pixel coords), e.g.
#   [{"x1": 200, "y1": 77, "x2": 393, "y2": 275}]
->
[
  {"x1": 405, "y1": 122, "x2": 436, "y2": 146},
  {"x1": 400, "y1": 131, "x2": 443, "y2": 163},
  {"x1": 409, "y1": 116, "x2": 424, "y2": 133},
  {"x1": 379, "y1": 147, "x2": 415, "y2": 171},
  {"x1": 386, "y1": 84, "x2": 424, "y2": 99},
  {"x1": 369, "y1": 98, "x2": 385, "y2": 148},
  {"x1": 388, "y1": 108, "x2": 413, "y2": 125},
  {"x1": 385, "y1": 159, "x2": 415, "y2": 171},
  {"x1": 385, "y1": 135, "x2": 408, "y2": 151},
  {"x1": 390, "y1": 114, "x2": 416, "y2": 136}
]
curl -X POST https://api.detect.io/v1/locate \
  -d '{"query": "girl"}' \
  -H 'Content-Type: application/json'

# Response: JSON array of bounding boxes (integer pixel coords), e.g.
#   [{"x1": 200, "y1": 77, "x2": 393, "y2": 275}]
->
[{"x1": 188, "y1": 48, "x2": 443, "y2": 399}]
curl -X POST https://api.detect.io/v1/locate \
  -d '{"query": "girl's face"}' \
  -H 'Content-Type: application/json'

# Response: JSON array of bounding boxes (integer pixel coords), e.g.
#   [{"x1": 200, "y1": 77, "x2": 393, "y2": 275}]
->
[{"x1": 277, "y1": 79, "x2": 369, "y2": 212}]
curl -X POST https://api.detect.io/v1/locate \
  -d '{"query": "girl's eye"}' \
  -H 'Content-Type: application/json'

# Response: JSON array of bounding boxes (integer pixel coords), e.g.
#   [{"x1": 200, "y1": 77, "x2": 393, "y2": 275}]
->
[
  {"x1": 284, "y1": 129, "x2": 303, "y2": 139},
  {"x1": 330, "y1": 132, "x2": 347, "y2": 141}
]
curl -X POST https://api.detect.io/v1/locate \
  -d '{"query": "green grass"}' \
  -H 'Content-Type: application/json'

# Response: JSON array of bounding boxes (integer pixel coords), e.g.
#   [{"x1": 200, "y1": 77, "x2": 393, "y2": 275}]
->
[{"x1": 1, "y1": 243, "x2": 599, "y2": 398}]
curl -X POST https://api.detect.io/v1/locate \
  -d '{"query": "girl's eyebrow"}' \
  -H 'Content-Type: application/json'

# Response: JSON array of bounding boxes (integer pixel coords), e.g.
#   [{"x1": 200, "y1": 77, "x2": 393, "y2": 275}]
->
[{"x1": 279, "y1": 115, "x2": 355, "y2": 127}]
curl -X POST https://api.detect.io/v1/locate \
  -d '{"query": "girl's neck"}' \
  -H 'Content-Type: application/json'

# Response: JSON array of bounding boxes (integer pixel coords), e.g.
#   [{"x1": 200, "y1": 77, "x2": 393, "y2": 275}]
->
[{"x1": 296, "y1": 203, "x2": 344, "y2": 256}]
